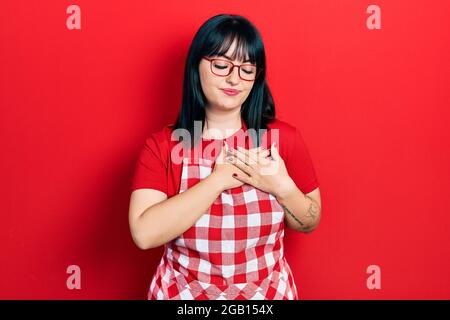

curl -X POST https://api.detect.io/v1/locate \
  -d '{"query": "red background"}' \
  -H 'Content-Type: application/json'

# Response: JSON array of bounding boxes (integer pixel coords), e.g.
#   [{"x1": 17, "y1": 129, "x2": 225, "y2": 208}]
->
[{"x1": 1, "y1": 0, "x2": 449, "y2": 299}]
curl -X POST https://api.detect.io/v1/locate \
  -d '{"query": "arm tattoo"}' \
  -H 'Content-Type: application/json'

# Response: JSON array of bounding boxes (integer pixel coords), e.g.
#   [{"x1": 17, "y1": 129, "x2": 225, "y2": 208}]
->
[
  {"x1": 281, "y1": 195, "x2": 320, "y2": 231},
  {"x1": 305, "y1": 195, "x2": 320, "y2": 219},
  {"x1": 281, "y1": 204, "x2": 305, "y2": 226}
]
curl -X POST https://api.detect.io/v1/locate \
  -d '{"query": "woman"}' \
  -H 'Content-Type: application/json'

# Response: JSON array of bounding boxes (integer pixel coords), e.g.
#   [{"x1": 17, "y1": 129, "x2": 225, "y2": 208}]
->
[{"x1": 129, "y1": 14, "x2": 322, "y2": 300}]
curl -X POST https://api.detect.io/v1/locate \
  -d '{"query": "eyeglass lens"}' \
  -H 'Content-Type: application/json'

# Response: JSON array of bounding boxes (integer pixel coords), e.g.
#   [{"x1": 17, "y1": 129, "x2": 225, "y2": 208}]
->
[{"x1": 211, "y1": 59, "x2": 257, "y2": 81}]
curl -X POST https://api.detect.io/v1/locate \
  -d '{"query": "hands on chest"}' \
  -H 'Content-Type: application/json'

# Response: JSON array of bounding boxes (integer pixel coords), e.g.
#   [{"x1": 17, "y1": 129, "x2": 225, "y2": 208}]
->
[{"x1": 211, "y1": 140, "x2": 296, "y2": 198}]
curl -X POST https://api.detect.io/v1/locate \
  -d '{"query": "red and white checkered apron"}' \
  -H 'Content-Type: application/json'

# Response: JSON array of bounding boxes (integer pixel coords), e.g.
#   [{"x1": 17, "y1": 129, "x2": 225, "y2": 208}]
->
[{"x1": 147, "y1": 140, "x2": 298, "y2": 300}]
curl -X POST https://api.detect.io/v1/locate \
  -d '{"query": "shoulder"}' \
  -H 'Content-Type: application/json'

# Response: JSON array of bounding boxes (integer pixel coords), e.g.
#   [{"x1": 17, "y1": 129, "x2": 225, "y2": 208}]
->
[
  {"x1": 140, "y1": 123, "x2": 177, "y2": 164},
  {"x1": 144, "y1": 123, "x2": 175, "y2": 146}
]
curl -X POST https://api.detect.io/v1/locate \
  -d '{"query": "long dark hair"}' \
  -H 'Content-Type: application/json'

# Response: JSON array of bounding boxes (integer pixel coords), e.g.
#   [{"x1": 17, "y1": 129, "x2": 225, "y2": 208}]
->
[{"x1": 173, "y1": 14, "x2": 276, "y2": 147}]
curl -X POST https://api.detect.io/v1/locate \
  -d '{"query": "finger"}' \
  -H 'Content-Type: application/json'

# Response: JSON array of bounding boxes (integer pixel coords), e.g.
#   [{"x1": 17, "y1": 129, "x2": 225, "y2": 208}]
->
[
  {"x1": 248, "y1": 147, "x2": 270, "y2": 158},
  {"x1": 216, "y1": 141, "x2": 227, "y2": 164},
  {"x1": 236, "y1": 145, "x2": 268, "y2": 155},
  {"x1": 232, "y1": 172, "x2": 252, "y2": 185},
  {"x1": 258, "y1": 156, "x2": 272, "y2": 166},
  {"x1": 236, "y1": 146, "x2": 270, "y2": 162},
  {"x1": 230, "y1": 147, "x2": 258, "y2": 166},
  {"x1": 249, "y1": 146, "x2": 270, "y2": 156},
  {"x1": 248, "y1": 146, "x2": 264, "y2": 153},
  {"x1": 227, "y1": 155, "x2": 255, "y2": 176},
  {"x1": 235, "y1": 146, "x2": 259, "y2": 164},
  {"x1": 236, "y1": 147, "x2": 270, "y2": 166},
  {"x1": 256, "y1": 149, "x2": 270, "y2": 158}
]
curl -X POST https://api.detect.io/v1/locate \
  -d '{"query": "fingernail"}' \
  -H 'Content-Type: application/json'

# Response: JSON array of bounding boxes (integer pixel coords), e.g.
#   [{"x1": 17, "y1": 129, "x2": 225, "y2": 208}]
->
[{"x1": 232, "y1": 173, "x2": 237, "y2": 177}]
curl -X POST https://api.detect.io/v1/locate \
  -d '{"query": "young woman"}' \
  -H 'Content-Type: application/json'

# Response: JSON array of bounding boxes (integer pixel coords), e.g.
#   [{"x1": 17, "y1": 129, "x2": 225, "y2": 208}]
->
[{"x1": 129, "y1": 14, "x2": 322, "y2": 300}]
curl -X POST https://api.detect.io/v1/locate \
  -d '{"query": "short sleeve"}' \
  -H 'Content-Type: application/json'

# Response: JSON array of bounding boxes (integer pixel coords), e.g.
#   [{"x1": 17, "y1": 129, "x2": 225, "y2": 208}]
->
[
  {"x1": 285, "y1": 128, "x2": 319, "y2": 194},
  {"x1": 130, "y1": 134, "x2": 168, "y2": 194}
]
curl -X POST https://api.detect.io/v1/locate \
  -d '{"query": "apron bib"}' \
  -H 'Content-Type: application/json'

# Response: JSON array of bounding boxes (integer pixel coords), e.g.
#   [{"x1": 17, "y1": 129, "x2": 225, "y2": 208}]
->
[{"x1": 148, "y1": 139, "x2": 298, "y2": 300}]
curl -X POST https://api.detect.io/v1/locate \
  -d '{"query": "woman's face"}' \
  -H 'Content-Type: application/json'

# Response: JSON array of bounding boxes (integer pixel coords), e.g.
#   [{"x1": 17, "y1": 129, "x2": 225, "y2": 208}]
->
[{"x1": 199, "y1": 40, "x2": 256, "y2": 111}]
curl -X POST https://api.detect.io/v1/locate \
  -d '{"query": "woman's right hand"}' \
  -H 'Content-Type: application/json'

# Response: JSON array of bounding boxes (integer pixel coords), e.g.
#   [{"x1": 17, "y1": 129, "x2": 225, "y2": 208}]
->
[{"x1": 211, "y1": 141, "x2": 247, "y2": 191}]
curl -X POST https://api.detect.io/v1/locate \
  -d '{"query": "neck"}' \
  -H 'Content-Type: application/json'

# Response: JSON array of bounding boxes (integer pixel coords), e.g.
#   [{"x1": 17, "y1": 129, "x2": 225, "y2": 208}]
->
[{"x1": 203, "y1": 107, "x2": 242, "y2": 139}]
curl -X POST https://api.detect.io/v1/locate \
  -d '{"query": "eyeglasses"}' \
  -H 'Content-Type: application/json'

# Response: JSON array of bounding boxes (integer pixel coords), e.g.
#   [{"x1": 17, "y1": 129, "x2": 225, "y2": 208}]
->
[{"x1": 203, "y1": 57, "x2": 262, "y2": 81}]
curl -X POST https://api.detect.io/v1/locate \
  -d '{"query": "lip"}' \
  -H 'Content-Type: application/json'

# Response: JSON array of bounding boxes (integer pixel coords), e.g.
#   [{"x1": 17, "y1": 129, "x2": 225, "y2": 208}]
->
[{"x1": 221, "y1": 88, "x2": 240, "y2": 96}]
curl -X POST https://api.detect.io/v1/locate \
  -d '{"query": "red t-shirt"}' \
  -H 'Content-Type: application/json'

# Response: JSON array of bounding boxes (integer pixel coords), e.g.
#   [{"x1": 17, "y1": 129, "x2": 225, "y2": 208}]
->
[{"x1": 130, "y1": 118, "x2": 319, "y2": 197}]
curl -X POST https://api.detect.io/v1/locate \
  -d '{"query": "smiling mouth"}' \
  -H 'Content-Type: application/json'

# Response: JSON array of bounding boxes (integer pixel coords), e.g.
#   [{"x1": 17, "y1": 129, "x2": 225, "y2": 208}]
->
[{"x1": 221, "y1": 88, "x2": 240, "y2": 96}]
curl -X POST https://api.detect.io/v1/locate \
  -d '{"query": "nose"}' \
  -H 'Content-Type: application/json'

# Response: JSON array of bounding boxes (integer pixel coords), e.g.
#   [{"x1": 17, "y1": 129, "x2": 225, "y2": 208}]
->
[{"x1": 226, "y1": 66, "x2": 240, "y2": 84}]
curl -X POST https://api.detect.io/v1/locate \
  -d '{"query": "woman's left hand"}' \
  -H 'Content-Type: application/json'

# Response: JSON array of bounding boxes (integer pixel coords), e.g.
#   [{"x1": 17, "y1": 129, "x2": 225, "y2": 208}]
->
[{"x1": 225, "y1": 143, "x2": 297, "y2": 198}]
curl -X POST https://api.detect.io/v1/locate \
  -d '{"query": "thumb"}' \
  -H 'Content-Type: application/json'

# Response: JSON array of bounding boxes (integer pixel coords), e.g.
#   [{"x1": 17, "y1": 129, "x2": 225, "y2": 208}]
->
[{"x1": 270, "y1": 142, "x2": 280, "y2": 160}]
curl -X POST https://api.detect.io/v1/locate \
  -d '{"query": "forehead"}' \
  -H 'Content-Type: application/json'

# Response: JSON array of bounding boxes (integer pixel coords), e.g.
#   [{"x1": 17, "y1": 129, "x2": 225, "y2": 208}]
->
[
  {"x1": 225, "y1": 40, "x2": 249, "y2": 59},
  {"x1": 213, "y1": 37, "x2": 251, "y2": 63}
]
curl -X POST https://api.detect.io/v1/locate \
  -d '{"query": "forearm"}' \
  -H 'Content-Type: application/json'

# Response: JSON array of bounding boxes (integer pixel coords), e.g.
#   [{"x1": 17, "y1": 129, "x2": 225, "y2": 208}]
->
[
  {"x1": 275, "y1": 180, "x2": 321, "y2": 233},
  {"x1": 135, "y1": 173, "x2": 224, "y2": 249}
]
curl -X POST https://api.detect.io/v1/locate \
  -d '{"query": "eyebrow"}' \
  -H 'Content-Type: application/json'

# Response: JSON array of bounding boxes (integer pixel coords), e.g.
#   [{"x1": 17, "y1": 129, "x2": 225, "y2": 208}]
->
[{"x1": 223, "y1": 54, "x2": 252, "y2": 63}]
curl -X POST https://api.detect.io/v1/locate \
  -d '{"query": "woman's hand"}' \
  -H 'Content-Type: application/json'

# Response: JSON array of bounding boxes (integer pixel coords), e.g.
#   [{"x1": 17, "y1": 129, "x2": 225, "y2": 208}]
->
[
  {"x1": 210, "y1": 141, "x2": 248, "y2": 191},
  {"x1": 225, "y1": 143, "x2": 297, "y2": 198}
]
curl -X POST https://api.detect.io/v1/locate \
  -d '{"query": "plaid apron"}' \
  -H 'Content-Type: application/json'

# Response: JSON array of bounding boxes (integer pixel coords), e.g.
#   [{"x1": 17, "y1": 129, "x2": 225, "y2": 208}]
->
[{"x1": 148, "y1": 140, "x2": 298, "y2": 300}]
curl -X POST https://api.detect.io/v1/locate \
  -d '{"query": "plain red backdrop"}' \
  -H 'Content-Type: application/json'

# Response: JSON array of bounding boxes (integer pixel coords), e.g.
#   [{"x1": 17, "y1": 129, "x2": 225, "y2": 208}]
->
[{"x1": 1, "y1": 0, "x2": 449, "y2": 299}]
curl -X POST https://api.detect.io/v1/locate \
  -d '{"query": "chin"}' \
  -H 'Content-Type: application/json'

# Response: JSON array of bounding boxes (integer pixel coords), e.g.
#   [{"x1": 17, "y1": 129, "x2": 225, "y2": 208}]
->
[
  {"x1": 219, "y1": 103, "x2": 240, "y2": 110},
  {"x1": 213, "y1": 99, "x2": 234, "y2": 108}
]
